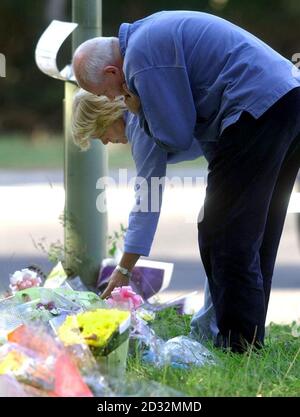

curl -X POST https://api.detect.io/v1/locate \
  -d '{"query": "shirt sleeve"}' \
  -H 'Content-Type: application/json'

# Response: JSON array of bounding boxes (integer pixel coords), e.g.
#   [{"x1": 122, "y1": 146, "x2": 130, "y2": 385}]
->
[
  {"x1": 129, "y1": 67, "x2": 197, "y2": 152},
  {"x1": 167, "y1": 139, "x2": 204, "y2": 164},
  {"x1": 124, "y1": 118, "x2": 168, "y2": 256}
]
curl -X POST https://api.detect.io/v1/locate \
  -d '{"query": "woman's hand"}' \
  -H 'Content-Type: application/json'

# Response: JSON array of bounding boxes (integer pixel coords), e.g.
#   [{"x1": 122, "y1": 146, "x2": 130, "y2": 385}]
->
[
  {"x1": 122, "y1": 83, "x2": 141, "y2": 114},
  {"x1": 100, "y1": 268, "x2": 130, "y2": 299}
]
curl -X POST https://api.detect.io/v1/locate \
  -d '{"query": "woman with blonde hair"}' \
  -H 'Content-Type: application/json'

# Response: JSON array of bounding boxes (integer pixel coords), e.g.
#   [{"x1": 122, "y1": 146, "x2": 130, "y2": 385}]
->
[
  {"x1": 72, "y1": 88, "x2": 218, "y2": 344},
  {"x1": 72, "y1": 89, "x2": 128, "y2": 149}
]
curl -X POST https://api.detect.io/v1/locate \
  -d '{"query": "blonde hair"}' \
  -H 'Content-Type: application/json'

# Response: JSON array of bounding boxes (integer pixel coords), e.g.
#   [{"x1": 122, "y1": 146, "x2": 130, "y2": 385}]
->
[{"x1": 72, "y1": 89, "x2": 127, "y2": 150}]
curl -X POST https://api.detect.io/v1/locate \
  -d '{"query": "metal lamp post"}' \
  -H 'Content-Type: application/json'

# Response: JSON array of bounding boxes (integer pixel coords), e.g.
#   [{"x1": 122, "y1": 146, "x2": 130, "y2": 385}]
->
[{"x1": 64, "y1": 0, "x2": 107, "y2": 287}]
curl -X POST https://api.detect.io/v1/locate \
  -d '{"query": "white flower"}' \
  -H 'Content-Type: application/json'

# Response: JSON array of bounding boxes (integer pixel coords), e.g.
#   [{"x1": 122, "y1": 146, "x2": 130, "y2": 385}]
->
[
  {"x1": 9, "y1": 270, "x2": 23, "y2": 285},
  {"x1": 9, "y1": 268, "x2": 42, "y2": 293},
  {"x1": 21, "y1": 268, "x2": 38, "y2": 279}
]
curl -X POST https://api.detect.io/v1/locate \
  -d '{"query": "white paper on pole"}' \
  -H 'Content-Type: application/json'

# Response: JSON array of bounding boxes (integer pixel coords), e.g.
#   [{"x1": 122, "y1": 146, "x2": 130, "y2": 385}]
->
[{"x1": 35, "y1": 20, "x2": 78, "y2": 81}]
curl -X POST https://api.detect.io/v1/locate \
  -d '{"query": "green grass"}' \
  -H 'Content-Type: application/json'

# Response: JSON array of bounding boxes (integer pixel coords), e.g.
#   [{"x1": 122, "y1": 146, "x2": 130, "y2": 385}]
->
[
  {"x1": 127, "y1": 308, "x2": 300, "y2": 397},
  {"x1": 0, "y1": 135, "x2": 64, "y2": 170},
  {"x1": 0, "y1": 136, "x2": 135, "y2": 170},
  {"x1": 0, "y1": 135, "x2": 207, "y2": 170}
]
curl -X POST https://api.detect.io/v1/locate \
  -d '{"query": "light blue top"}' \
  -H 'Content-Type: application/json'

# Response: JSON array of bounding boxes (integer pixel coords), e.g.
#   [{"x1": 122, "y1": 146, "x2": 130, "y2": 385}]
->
[
  {"x1": 124, "y1": 112, "x2": 203, "y2": 256},
  {"x1": 119, "y1": 11, "x2": 300, "y2": 154}
]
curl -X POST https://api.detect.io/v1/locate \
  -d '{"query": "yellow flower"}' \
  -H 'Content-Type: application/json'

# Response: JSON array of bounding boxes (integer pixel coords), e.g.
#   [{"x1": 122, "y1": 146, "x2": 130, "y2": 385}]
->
[
  {"x1": 58, "y1": 309, "x2": 130, "y2": 348},
  {"x1": 0, "y1": 350, "x2": 28, "y2": 375}
]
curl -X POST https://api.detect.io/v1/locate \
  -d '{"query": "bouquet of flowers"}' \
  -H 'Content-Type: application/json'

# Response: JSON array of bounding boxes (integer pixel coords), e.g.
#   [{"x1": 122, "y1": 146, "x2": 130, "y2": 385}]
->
[
  {"x1": 1, "y1": 325, "x2": 93, "y2": 397},
  {"x1": 57, "y1": 309, "x2": 131, "y2": 358},
  {"x1": 106, "y1": 286, "x2": 143, "y2": 311},
  {"x1": 12, "y1": 288, "x2": 81, "y2": 324},
  {"x1": 9, "y1": 269, "x2": 42, "y2": 294}
]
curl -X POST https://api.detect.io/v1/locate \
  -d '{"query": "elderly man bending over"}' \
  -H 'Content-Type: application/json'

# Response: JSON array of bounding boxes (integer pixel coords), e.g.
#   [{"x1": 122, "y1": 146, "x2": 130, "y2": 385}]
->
[{"x1": 72, "y1": 11, "x2": 300, "y2": 352}]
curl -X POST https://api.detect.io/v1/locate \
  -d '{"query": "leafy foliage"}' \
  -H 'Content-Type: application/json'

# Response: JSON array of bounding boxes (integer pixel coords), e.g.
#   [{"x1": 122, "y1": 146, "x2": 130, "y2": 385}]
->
[{"x1": 107, "y1": 223, "x2": 127, "y2": 258}]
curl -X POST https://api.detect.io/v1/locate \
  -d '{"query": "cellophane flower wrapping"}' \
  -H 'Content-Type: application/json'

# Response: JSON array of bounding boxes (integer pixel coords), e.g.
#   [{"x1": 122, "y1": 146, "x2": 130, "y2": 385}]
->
[
  {"x1": 0, "y1": 287, "x2": 106, "y2": 341},
  {"x1": 105, "y1": 286, "x2": 159, "y2": 358},
  {"x1": 106, "y1": 286, "x2": 216, "y2": 369},
  {"x1": 0, "y1": 375, "x2": 28, "y2": 397},
  {"x1": 0, "y1": 324, "x2": 96, "y2": 397},
  {"x1": 106, "y1": 286, "x2": 143, "y2": 311},
  {"x1": 57, "y1": 308, "x2": 131, "y2": 376}
]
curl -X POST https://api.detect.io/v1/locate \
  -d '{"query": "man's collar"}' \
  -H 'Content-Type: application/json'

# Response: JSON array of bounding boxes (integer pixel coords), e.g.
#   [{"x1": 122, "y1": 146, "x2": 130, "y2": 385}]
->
[{"x1": 118, "y1": 22, "x2": 131, "y2": 58}]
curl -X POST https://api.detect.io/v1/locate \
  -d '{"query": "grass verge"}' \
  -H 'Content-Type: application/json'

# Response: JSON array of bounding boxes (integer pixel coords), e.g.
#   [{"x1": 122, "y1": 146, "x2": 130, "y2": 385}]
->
[
  {"x1": 0, "y1": 135, "x2": 207, "y2": 170},
  {"x1": 0, "y1": 136, "x2": 64, "y2": 170},
  {"x1": 127, "y1": 308, "x2": 300, "y2": 397}
]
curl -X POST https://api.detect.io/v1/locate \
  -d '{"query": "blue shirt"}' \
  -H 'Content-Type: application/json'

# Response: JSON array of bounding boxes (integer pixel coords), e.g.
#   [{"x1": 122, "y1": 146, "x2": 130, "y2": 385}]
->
[
  {"x1": 124, "y1": 112, "x2": 203, "y2": 256},
  {"x1": 119, "y1": 11, "x2": 300, "y2": 154}
]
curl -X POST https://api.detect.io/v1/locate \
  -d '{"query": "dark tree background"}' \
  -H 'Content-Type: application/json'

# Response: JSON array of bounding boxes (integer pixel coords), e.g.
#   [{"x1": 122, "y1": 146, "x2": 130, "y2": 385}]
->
[{"x1": 0, "y1": 0, "x2": 299, "y2": 136}]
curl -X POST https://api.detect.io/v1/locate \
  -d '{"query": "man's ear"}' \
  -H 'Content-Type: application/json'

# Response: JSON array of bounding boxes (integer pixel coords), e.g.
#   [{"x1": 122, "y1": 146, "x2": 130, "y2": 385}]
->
[{"x1": 103, "y1": 65, "x2": 119, "y2": 75}]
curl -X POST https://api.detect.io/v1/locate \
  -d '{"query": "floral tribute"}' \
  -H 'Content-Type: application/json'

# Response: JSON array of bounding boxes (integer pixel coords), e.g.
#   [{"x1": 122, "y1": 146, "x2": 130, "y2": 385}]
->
[
  {"x1": 9, "y1": 269, "x2": 42, "y2": 293},
  {"x1": 106, "y1": 286, "x2": 143, "y2": 311},
  {"x1": 57, "y1": 309, "x2": 131, "y2": 357}
]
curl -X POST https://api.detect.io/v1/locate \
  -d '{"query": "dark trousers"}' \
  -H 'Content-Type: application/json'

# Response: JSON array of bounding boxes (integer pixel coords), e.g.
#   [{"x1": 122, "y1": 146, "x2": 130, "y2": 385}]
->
[{"x1": 198, "y1": 87, "x2": 300, "y2": 352}]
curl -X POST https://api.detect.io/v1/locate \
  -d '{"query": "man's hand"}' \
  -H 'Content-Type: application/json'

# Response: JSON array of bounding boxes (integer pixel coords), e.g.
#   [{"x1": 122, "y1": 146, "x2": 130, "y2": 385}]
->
[
  {"x1": 100, "y1": 268, "x2": 130, "y2": 299},
  {"x1": 122, "y1": 83, "x2": 141, "y2": 114}
]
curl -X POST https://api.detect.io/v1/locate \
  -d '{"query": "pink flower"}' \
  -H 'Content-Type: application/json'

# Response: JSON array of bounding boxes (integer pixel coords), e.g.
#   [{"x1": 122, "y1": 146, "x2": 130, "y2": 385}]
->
[
  {"x1": 107, "y1": 286, "x2": 143, "y2": 311},
  {"x1": 9, "y1": 269, "x2": 42, "y2": 293}
]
